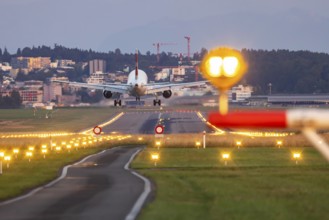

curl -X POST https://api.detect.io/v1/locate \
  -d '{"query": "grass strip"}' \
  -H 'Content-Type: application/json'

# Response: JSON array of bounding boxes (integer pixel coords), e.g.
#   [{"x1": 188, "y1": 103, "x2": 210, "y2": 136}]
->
[{"x1": 132, "y1": 147, "x2": 329, "y2": 220}]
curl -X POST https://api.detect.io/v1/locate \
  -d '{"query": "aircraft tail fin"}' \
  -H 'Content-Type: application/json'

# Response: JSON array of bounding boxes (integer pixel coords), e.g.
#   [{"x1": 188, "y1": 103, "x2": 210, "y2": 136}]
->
[{"x1": 135, "y1": 49, "x2": 138, "y2": 80}]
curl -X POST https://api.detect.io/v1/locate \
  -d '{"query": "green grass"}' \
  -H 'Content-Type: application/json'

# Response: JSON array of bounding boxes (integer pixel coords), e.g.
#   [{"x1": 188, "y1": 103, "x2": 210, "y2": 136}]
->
[
  {"x1": 132, "y1": 147, "x2": 329, "y2": 220},
  {"x1": 0, "y1": 108, "x2": 120, "y2": 132}
]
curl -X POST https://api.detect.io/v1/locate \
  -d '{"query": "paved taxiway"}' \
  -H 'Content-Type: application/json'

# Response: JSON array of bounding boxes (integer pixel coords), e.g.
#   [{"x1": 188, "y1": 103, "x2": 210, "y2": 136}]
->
[
  {"x1": 0, "y1": 147, "x2": 146, "y2": 220},
  {"x1": 102, "y1": 111, "x2": 213, "y2": 134}
]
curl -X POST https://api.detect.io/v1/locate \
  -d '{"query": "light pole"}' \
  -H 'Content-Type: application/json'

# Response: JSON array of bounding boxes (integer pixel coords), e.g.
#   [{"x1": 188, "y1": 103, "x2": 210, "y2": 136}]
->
[
  {"x1": 236, "y1": 141, "x2": 242, "y2": 149},
  {"x1": 293, "y1": 152, "x2": 301, "y2": 164},
  {"x1": 203, "y1": 131, "x2": 206, "y2": 149},
  {"x1": 268, "y1": 83, "x2": 272, "y2": 95},
  {"x1": 151, "y1": 153, "x2": 159, "y2": 166},
  {"x1": 4, "y1": 156, "x2": 11, "y2": 168},
  {"x1": 222, "y1": 153, "x2": 230, "y2": 166}
]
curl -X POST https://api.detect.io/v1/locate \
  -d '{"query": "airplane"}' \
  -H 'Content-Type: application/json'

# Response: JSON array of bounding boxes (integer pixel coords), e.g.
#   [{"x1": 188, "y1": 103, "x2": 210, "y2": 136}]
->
[{"x1": 52, "y1": 50, "x2": 207, "y2": 106}]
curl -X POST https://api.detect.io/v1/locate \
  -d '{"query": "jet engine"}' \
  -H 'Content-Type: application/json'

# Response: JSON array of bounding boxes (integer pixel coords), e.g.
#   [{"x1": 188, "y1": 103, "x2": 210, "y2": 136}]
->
[
  {"x1": 103, "y1": 90, "x2": 113, "y2": 99},
  {"x1": 163, "y1": 90, "x2": 172, "y2": 99}
]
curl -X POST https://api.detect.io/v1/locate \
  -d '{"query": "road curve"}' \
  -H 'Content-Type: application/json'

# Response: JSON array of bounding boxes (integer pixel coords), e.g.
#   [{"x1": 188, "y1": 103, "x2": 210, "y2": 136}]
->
[{"x1": 0, "y1": 146, "x2": 148, "y2": 220}]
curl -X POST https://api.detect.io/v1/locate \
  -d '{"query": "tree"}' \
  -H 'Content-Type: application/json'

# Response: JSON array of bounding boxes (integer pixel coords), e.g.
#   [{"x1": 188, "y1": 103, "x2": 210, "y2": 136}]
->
[
  {"x1": 11, "y1": 90, "x2": 22, "y2": 108},
  {"x1": 2, "y1": 47, "x2": 11, "y2": 62},
  {"x1": 16, "y1": 48, "x2": 22, "y2": 56}
]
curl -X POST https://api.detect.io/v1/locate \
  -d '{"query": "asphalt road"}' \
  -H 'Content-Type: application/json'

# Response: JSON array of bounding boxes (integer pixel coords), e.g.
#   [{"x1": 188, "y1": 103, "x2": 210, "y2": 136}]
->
[
  {"x1": 0, "y1": 147, "x2": 146, "y2": 220},
  {"x1": 102, "y1": 111, "x2": 213, "y2": 134}
]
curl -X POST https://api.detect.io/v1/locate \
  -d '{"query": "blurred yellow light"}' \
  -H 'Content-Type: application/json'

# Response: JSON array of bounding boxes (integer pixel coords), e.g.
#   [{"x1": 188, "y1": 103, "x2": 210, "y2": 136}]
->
[
  {"x1": 200, "y1": 47, "x2": 247, "y2": 90},
  {"x1": 61, "y1": 142, "x2": 66, "y2": 145},
  {"x1": 82, "y1": 142, "x2": 87, "y2": 145},
  {"x1": 52, "y1": 143, "x2": 56, "y2": 147},
  {"x1": 223, "y1": 56, "x2": 238, "y2": 76},
  {"x1": 67, "y1": 145, "x2": 72, "y2": 149},
  {"x1": 277, "y1": 141, "x2": 283, "y2": 145},
  {"x1": 195, "y1": 141, "x2": 201, "y2": 146},
  {"x1": 42, "y1": 145, "x2": 47, "y2": 149},
  {"x1": 41, "y1": 149, "x2": 48, "y2": 154},
  {"x1": 4, "y1": 156, "x2": 11, "y2": 161},
  {"x1": 236, "y1": 141, "x2": 242, "y2": 146},
  {"x1": 28, "y1": 146, "x2": 35, "y2": 151},
  {"x1": 13, "y1": 149, "x2": 19, "y2": 154},
  {"x1": 156, "y1": 141, "x2": 161, "y2": 146},
  {"x1": 207, "y1": 57, "x2": 222, "y2": 77},
  {"x1": 55, "y1": 146, "x2": 61, "y2": 151},
  {"x1": 222, "y1": 153, "x2": 230, "y2": 159},
  {"x1": 138, "y1": 137, "x2": 143, "y2": 141},
  {"x1": 151, "y1": 153, "x2": 159, "y2": 160},
  {"x1": 26, "y1": 152, "x2": 33, "y2": 157},
  {"x1": 293, "y1": 152, "x2": 301, "y2": 159},
  {"x1": 74, "y1": 143, "x2": 79, "y2": 147}
]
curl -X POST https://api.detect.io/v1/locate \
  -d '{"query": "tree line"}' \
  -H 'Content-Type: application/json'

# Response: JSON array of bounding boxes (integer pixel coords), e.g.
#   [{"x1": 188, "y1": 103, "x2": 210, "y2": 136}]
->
[
  {"x1": 0, "y1": 90, "x2": 21, "y2": 108},
  {"x1": 1, "y1": 46, "x2": 329, "y2": 94}
]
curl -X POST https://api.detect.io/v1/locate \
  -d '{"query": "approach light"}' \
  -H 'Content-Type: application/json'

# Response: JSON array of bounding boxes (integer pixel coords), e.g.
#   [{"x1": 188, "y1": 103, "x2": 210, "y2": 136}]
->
[
  {"x1": 151, "y1": 153, "x2": 159, "y2": 166},
  {"x1": 28, "y1": 146, "x2": 35, "y2": 151},
  {"x1": 236, "y1": 141, "x2": 242, "y2": 148},
  {"x1": 4, "y1": 156, "x2": 11, "y2": 161},
  {"x1": 4, "y1": 156, "x2": 11, "y2": 168},
  {"x1": 277, "y1": 140, "x2": 283, "y2": 148},
  {"x1": 55, "y1": 146, "x2": 61, "y2": 152},
  {"x1": 293, "y1": 152, "x2": 301, "y2": 159},
  {"x1": 13, "y1": 149, "x2": 19, "y2": 155},
  {"x1": 41, "y1": 145, "x2": 47, "y2": 149},
  {"x1": 0, "y1": 152, "x2": 5, "y2": 158},
  {"x1": 26, "y1": 151, "x2": 33, "y2": 162},
  {"x1": 195, "y1": 141, "x2": 201, "y2": 148},
  {"x1": 292, "y1": 152, "x2": 301, "y2": 164},
  {"x1": 222, "y1": 153, "x2": 230, "y2": 165}
]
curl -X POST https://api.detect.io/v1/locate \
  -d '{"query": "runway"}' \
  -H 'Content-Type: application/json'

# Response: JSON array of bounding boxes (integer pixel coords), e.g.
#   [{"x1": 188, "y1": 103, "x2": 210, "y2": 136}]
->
[
  {"x1": 0, "y1": 147, "x2": 147, "y2": 220},
  {"x1": 102, "y1": 111, "x2": 213, "y2": 134}
]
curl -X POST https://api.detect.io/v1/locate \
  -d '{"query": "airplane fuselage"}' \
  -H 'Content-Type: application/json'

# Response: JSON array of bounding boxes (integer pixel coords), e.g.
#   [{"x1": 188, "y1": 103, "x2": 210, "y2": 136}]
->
[{"x1": 126, "y1": 68, "x2": 148, "y2": 98}]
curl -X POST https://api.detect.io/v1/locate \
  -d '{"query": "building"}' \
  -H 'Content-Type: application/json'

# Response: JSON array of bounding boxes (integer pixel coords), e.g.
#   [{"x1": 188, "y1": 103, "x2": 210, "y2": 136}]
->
[
  {"x1": 228, "y1": 85, "x2": 253, "y2": 102},
  {"x1": 57, "y1": 59, "x2": 75, "y2": 67},
  {"x1": 19, "y1": 80, "x2": 44, "y2": 104},
  {"x1": 11, "y1": 57, "x2": 51, "y2": 71},
  {"x1": 89, "y1": 59, "x2": 106, "y2": 74},
  {"x1": 43, "y1": 83, "x2": 62, "y2": 102},
  {"x1": 86, "y1": 71, "x2": 109, "y2": 84}
]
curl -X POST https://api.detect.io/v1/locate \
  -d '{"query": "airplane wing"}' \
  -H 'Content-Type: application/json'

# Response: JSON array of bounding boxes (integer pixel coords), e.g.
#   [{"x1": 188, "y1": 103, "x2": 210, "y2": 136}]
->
[
  {"x1": 52, "y1": 80, "x2": 128, "y2": 94},
  {"x1": 145, "y1": 81, "x2": 207, "y2": 94}
]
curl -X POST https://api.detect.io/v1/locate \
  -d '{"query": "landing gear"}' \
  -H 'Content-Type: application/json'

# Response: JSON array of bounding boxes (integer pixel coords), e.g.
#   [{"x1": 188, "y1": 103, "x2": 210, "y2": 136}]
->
[
  {"x1": 153, "y1": 99, "x2": 161, "y2": 106},
  {"x1": 114, "y1": 99, "x2": 122, "y2": 106}
]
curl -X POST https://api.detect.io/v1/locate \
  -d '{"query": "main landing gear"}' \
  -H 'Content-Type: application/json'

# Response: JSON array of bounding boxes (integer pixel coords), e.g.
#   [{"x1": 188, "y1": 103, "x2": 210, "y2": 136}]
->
[
  {"x1": 153, "y1": 99, "x2": 161, "y2": 106},
  {"x1": 114, "y1": 99, "x2": 122, "y2": 106}
]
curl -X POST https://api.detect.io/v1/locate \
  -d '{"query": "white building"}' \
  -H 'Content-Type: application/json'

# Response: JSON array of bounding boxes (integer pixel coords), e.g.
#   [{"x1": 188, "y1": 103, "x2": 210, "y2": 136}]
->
[
  {"x1": 228, "y1": 85, "x2": 253, "y2": 102},
  {"x1": 87, "y1": 71, "x2": 108, "y2": 84}
]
